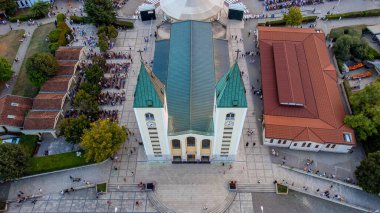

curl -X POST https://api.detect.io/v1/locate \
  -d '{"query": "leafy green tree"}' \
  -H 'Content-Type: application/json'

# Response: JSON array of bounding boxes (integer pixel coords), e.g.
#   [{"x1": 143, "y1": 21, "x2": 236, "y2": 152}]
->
[
  {"x1": 334, "y1": 35, "x2": 353, "y2": 61},
  {"x1": 59, "y1": 115, "x2": 90, "y2": 144},
  {"x1": 0, "y1": 0, "x2": 17, "y2": 15},
  {"x1": 80, "y1": 82, "x2": 101, "y2": 96},
  {"x1": 84, "y1": 0, "x2": 116, "y2": 26},
  {"x1": 92, "y1": 55, "x2": 107, "y2": 69},
  {"x1": 26, "y1": 53, "x2": 58, "y2": 87},
  {"x1": 0, "y1": 143, "x2": 30, "y2": 181},
  {"x1": 345, "y1": 81, "x2": 380, "y2": 146},
  {"x1": 355, "y1": 151, "x2": 380, "y2": 194},
  {"x1": 85, "y1": 64, "x2": 104, "y2": 84},
  {"x1": 344, "y1": 114, "x2": 377, "y2": 141},
  {"x1": 0, "y1": 57, "x2": 13, "y2": 81},
  {"x1": 98, "y1": 35, "x2": 109, "y2": 52},
  {"x1": 30, "y1": 1, "x2": 50, "y2": 18},
  {"x1": 97, "y1": 25, "x2": 118, "y2": 39},
  {"x1": 351, "y1": 38, "x2": 370, "y2": 60},
  {"x1": 80, "y1": 119, "x2": 127, "y2": 162},
  {"x1": 283, "y1": 6, "x2": 303, "y2": 26},
  {"x1": 73, "y1": 90, "x2": 98, "y2": 114}
]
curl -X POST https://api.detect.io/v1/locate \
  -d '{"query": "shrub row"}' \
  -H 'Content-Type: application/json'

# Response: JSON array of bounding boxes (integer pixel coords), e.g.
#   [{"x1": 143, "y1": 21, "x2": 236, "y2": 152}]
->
[
  {"x1": 257, "y1": 16, "x2": 317, "y2": 26},
  {"x1": 48, "y1": 14, "x2": 73, "y2": 53},
  {"x1": 9, "y1": 13, "x2": 45, "y2": 22},
  {"x1": 326, "y1": 9, "x2": 380, "y2": 20},
  {"x1": 70, "y1": 15, "x2": 88, "y2": 24},
  {"x1": 112, "y1": 20, "x2": 134, "y2": 29}
]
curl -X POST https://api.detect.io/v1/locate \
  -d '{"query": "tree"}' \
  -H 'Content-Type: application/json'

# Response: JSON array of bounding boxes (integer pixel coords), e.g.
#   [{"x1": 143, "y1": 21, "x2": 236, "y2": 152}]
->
[
  {"x1": 80, "y1": 119, "x2": 127, "y2": 162},
  {"x1": 26, "y1": 53, "x2": 58, "y2": 87},
  {"x1": 283, "y1": 6, "x2": 303, "y2": 26},
  {"x1": 30, "y1": 1, "x2": 50, "y2": 18},
  {"x1": 0, "y1": 57, "x2": 13, "y2": 82},
  {"x1": 85, "y1": 64, "x2": 104, "y2": 84},
  {"x1": 97, "y1": 25, "x2": 118, "y2": 39},
  {"x1": 84, "y1": 0, "x2": 116, "y2": 26},
  {"x1": 0, "y1": 0, "x2": 17, "y2": 15},
  {"x1": 355, "y1": 151, "x2": 380, "y2": 194},
  {"x1": 0, "y1": 143, "x2": 29, "y2": 181},
  {"x1": 92, "y1": 55, "x2": 107, "y2": 69},
  {"x1": 344, "y1": 113, "x2": 377, "y2": 141},
  {"x1": 334, "y1": 35, "x2": 353, "y2": 61},
  {"x1": 59, "y1": 115, "x2": 90, "y2": 144},
  {"x1": 73, "y1": 90, "x2": 99, "y2": 114},
  {"x1": 80, "y1": 82, "x2": 101, "y2": 97}
]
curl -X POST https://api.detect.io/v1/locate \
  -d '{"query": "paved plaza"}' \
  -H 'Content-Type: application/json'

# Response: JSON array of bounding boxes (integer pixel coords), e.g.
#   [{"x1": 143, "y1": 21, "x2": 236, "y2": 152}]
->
[{"x1": 2, "y1": 0, "x2": 380, "y2": 212}]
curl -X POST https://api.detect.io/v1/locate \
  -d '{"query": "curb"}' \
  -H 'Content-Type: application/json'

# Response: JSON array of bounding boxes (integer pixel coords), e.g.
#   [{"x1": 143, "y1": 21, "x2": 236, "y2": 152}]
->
[
  {"x1": 288, "y1": 187, "x2": 370, "y2": 212},
  {"x1": 17, "y1": 159, "x2": 110, "y2": 180},
  {"x1": 277, "y1": 164, "x2": 362, "y2": 190}
]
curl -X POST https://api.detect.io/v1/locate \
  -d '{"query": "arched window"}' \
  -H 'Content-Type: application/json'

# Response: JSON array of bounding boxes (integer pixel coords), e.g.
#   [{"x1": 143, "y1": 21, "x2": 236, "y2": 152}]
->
[
  {"x1": 145, "y1": 113, "x2": 154, "y2": 120},
  {"x1": 172, "y1": 139, "x2": 181, "y2": 149},
  {"x1": 187, "y1": 137, "x2": 195, "y2": 147},
  {"x1": 202, "y1": 139, "x2": 210, "y2": 149},
  {"x1": 226, "y1": 113, "x2": 235, "y2": 120}
]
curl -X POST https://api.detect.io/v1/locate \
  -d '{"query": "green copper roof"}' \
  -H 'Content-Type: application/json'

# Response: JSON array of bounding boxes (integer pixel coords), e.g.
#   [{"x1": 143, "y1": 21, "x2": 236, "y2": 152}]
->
[
  {"x1": 166, "y1": 21, "x2": 215, "y2": 136},
  {"x1": 216, "y1": 62, "x2": 247, "y2": 108},
  {"x1": 133, "y1": 62, "x2": 165, "y2": 108}
]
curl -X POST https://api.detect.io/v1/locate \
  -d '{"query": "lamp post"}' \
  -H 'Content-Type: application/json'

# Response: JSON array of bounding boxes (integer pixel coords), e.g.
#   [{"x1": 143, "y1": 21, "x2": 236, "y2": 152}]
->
[
  {"x1": 114, "y1": 207, "x2": 118, "y2": 213},
  {"x1": 260, "y1": 205, "x2": 264, "y2": 213}
]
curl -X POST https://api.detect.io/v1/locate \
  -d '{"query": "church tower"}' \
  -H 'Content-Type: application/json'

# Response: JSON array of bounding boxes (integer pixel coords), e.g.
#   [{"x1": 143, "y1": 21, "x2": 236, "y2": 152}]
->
[
  {"x1": 213, "y1": 62, "x2": 247, "y2": 161},
  {"x1": 133, "y1": 62, "x2": 170, "y2": 161}
]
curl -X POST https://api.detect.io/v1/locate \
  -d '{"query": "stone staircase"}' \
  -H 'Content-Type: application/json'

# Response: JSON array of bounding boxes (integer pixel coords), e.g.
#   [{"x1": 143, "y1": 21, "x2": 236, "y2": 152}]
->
[
  {"x1": 207, "y1": 191, "x2": 237, "y2": 213},
  {"x1": 147, "y1": 191, "x2": 176, "y2": 213},
  {"x1": 108, "y1": 183, "x2": 141, "y2": 192},
  {"x1": 236, "y1": 184, "x2": 276, "y2": 193}
]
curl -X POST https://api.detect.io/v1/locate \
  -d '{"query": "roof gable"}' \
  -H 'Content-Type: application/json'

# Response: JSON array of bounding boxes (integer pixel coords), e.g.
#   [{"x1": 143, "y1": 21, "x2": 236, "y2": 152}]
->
[
  {"x1": 133, "y1": 62, "x2": 164, "y2": 108},
  {"x1": 216, "y1": 62, "x2": 247, "y2": 108}
]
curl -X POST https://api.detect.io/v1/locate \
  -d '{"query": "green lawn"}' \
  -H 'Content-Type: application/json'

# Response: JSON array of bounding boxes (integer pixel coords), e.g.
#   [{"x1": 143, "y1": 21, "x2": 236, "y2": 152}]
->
[
  {"x1": 328, "y1": 25, "x2": 367, "y2": 40},
  {"x1": 12, "y1": 23, "x2": 55, "y2": 98},
  {"x1": 276, "y1": 184, "x2": 288, "y2": 193},
  {"x1": 96, "y1": 183, "x2": 107, "y2": 193},
  {"x1": 0, "y1": 30, "x2": 25, "y2": 62},
  {"x1": 19, "y1": 135, "x2": 39, "y2": 157},
  {"x1": 0, "y1": 30, "x2": 25, "y2": 93},
  {"x1": 25, "y1": 151, "x2": 94, "y2": 175}
]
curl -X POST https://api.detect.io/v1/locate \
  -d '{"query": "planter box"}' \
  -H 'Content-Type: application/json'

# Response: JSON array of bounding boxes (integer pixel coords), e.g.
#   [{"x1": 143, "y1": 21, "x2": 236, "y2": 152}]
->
[
  {"x1": 0, "y1": 201, "x2": 7, "y2": 212},
  {"x1": 276, "y1": 184, "x2": 288, "y2": 195},
  {"x1": 96, "y1": 182, "x2": 108, "y2": 193}
]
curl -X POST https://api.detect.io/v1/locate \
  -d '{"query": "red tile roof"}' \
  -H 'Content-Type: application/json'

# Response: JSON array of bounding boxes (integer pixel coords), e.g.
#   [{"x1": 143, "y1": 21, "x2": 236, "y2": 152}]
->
[
  {"x1": 23, "y1": 111, "x2": 60, "y2": 130},
  {"x1": 0, "y1": 95, "x2": 33, "y2": 127},
  {"x1": 56, "y1": 61, "x2": 77, "y2": 76},
  {"x1": 55, "y1": 47, "x2": 83, "y2": 61},
  {"x1": 33, "y1": 93, "x2": 66, "y2": 110},
  {"x1": 259, "y1": 27, "x2": 355, "y2": 145},
  {"x1": 40, "y1": 76, "x2": 72, "y2": 92}
]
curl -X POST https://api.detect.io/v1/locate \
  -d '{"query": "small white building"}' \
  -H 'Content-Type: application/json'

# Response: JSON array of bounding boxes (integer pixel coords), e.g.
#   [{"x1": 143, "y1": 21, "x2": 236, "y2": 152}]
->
[
  {"x1": 16, "y1": 0, "x2": 53, "y2": 8},
  {"x1": 133, "y1": 21, "x2": 247, "y2": 162}
]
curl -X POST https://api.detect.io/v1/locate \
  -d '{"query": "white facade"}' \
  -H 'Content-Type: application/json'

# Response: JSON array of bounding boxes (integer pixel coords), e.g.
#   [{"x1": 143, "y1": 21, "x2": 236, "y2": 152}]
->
[
  {"x1": 134, "y1": 106, "x2": 246, "y2": 162},
  {"x1": 263, "y1": 128, "x2": 354, "y2": 153},
  {"x1": 16, "y1": 0, "x2": 52, "y2": 8}
]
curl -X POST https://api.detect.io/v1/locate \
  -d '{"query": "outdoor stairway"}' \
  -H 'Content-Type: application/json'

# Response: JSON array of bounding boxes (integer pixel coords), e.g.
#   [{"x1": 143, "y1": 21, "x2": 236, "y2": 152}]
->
[
  {"x1": 236, "y1": 184, "x2": 276, "y2": 193},
  {"x1": 108, "y1": 183, "x2": 141, "y2": 192},
  {"x1": 207, "y1": 191, "x2": 237, "y2": 213},
  {"x1": 147, "y1": 191, "x2": 176, "y2": 213}
]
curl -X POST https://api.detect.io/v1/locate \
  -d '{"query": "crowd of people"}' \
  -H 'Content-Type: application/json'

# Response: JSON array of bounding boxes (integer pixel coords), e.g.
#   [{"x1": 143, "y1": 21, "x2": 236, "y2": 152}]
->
[
  {"x1": 98, "y1": 91, "x2": 126, "y2": 106},
  {"x1": 263, "y1": 0, "x2": 324, "y2": 11},
  {"x1": 101, "y1": 73, "x2": 127, "y2": 90}
]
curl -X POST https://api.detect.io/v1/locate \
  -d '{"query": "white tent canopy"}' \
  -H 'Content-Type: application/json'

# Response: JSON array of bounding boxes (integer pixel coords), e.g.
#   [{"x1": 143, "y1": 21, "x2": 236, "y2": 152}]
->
[{"x1": 160, "y1": 0, "x2": 224, "y2": 21}]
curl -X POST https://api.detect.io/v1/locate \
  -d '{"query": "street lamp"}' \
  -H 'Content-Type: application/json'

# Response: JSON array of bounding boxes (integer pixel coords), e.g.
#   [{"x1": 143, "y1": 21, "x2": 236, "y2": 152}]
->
[
  {"x1": 114, "y1": 207, "x2": 118, "y2": 213},
  {"x1": 260, "y1": 205, "x2": 264, "y2": 213}
]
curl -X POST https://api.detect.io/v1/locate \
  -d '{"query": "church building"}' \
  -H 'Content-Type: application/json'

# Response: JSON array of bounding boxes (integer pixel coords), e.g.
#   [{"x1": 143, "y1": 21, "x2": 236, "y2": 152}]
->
[{"x1": 133, "y1": 21, "x2": 247, "y2": 162}]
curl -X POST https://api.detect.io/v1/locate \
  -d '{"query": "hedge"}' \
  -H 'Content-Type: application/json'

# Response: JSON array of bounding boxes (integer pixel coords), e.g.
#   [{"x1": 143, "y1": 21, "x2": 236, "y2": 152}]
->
[
  {"x1": 113, "y1": 20, "x2": 134, "y2": 29},
  {"x1": 9, "y1": 13, "x2": 45, "y2": 23},
  {"x1": 48, "y1": 28, "x2": 61, "y2": 42},
  {"x1": 56, "y1": 13, "x2": 66, "y2": 22},
  {"x1": 70, "y1": 15, "x2": 87, "y2": 24},
  {"x1": 326, "y1": 9, "x2": 380, "y2": 20},
  {"x1": 257, "y1": 16, "x2": 317, "y2": 26}
]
